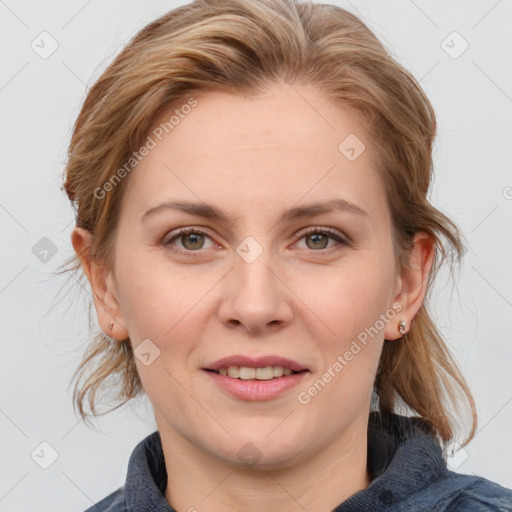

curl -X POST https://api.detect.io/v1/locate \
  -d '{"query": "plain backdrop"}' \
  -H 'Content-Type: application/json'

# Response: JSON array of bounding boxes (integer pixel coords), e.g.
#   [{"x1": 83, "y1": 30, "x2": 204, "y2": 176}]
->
[{"x1": 1, "y1": 1, "x2": 511, "y2": 510}]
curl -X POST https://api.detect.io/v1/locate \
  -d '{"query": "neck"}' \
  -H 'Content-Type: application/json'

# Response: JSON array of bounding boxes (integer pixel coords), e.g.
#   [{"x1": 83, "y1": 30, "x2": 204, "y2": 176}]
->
[{"x1": 159, "y1": 418, "x2": 371, "y2": 512}]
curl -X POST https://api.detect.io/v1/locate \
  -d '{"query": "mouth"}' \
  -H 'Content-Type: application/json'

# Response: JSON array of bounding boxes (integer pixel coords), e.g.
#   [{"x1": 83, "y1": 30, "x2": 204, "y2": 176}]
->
[{"x1": 202, "y1": 355, "x2": 310, "y2": 401}]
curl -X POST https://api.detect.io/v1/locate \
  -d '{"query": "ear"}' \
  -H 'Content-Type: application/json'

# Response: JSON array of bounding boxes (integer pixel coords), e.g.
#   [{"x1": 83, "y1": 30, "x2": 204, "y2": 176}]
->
[
  {"x1": 71, "y1": 226, "x2": 129, "y2": 340},
  {"x1": 384, "y1": 231, "x2": 435, "y2": 341}
]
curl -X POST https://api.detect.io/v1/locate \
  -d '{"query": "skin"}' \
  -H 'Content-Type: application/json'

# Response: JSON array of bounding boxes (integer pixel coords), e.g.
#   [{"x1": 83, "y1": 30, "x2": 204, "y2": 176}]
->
[{"x1": 73, "y1": 81, "x2": 434, "y2": 512}]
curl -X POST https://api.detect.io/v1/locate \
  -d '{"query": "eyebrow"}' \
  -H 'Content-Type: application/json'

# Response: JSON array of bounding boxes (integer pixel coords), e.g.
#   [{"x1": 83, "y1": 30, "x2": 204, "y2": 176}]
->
[{"x1": 141, "y1": 198, "x2": 369, "y2": 225}]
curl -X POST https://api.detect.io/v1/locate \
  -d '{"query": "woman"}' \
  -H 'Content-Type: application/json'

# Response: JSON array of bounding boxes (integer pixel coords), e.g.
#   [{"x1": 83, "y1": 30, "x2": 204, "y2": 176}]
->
[{"x1": 62, "y1": 0, "x2": 512, "y2": 510}]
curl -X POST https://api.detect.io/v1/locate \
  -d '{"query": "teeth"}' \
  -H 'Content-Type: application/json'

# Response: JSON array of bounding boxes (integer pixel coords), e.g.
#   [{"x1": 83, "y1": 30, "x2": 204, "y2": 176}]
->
[
  {"x1": 238, "y1": 367, "x2": 255, "y2": 379},
  {"x1": 273, "y1": 366, "x2": 283, "y2": 377},
  {"x1": 256, "y1": 367, "x2": 274, "y2": 380},
  {"x1": 227, "y1": 366, "x2": 240, "y2": 378},
  {"x1": 216, "y1": 365, "x2": 298, "y2": 380}
]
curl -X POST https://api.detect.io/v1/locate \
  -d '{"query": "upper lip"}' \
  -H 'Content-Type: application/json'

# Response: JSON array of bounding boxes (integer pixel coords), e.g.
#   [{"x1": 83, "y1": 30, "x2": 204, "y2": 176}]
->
[{"x1": 204, "y1": 355, "x2": 309, "y2": 372}]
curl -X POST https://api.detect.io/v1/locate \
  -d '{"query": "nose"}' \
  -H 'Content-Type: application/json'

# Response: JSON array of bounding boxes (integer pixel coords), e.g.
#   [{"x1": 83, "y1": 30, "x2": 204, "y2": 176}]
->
[{"x1": 217, "y1": 241, "x2": 294, "y2": 336}]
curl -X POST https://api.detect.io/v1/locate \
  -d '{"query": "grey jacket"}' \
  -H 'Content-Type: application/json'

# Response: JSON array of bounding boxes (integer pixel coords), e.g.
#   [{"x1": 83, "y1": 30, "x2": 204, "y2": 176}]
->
[{"x1": 85, "y1": 412, "x2": 512, "y2": 511}]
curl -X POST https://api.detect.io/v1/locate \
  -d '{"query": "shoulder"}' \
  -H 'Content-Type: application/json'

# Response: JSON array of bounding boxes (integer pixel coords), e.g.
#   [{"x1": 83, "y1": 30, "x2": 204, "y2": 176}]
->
[
  {"x1": 83, "y1": 488, "x2": 126, "y2": 512},
  {"x1": 440, "y1": 473, "x2": 512, "y2": 511},
  {"x1": 80, "y1": 430, "x2": 170, "y2": 512}
]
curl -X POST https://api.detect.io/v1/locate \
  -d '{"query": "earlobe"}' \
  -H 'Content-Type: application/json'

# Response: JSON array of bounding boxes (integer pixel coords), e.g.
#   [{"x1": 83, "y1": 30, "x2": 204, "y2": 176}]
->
[
  {"x1": 384, "y1": 231, "x2": 435, "y2": 341},
  {"x1": 71, "y1": 226, "x2": 129, "y2": 340}
]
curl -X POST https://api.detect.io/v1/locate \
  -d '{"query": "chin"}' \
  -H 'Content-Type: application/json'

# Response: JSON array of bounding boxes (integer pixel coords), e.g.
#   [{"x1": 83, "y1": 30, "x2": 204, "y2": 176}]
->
[{"x1": 207, "y1": 428, "x2": 312, "y2": 470}]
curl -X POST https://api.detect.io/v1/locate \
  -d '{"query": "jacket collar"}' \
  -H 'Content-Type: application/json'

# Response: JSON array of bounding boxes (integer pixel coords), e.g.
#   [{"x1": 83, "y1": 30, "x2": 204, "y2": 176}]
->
[
  {"x1": 334, "y1": 412, "x2": 447, "y2": 511},
  {"x1": 123, "y1": 412, "x2": 448, "y2": 511},
  {"x1": 124, "y1": 428, "x2": 173, "y2": 511}
]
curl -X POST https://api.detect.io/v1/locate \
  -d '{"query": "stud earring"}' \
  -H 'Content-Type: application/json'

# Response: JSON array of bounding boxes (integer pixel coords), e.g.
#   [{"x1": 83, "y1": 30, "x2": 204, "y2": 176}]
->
[
  {"x1": 398, "y1": 320, "x2": 406, "y2": 335},
  {"x1": 109, "y1": 320, "x2": 114, "y2": 331}
]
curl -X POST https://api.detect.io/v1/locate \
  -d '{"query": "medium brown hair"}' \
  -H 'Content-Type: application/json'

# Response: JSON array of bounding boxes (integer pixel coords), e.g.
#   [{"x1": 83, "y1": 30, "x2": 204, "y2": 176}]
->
[{"x1": 62, "y1": 0, "x2": 476, "y2": 444}]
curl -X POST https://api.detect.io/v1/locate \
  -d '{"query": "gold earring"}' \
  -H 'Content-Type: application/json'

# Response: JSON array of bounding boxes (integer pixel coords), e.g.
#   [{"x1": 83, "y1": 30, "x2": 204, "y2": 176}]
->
[
  {"x1": 109, "y1": 320, "x2": 114, "y2": 331},
  {"x1": 398, "y1": 320, "x2": 406, "y2": 335}
]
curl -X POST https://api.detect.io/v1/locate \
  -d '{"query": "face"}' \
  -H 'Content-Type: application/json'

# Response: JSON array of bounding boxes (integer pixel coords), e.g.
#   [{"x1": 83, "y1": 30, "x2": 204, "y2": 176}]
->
[{"x1": 101, "y1": 82, "x2": 405, "y2": 468}]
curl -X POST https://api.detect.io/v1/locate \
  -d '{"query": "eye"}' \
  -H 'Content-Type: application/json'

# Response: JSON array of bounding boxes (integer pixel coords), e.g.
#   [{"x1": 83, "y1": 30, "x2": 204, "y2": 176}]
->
[
  {"x1": 295, "y1": 227, "x2": 349, "y2": 251},
  {"x1": 163, "y1": 227, "x2": 215, "y2": 253}
]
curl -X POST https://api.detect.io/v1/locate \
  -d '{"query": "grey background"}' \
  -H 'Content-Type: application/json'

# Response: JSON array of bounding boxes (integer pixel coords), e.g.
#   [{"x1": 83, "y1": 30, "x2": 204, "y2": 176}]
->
[{"x1": 1, "y1": 0, "x2": 511, "y2": 510}]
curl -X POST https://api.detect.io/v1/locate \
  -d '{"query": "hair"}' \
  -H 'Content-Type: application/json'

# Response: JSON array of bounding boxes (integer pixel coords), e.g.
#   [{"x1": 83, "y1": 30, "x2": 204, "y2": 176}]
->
[{"x1": 61, "y1": 0, "x2": 476, "y2": 445}]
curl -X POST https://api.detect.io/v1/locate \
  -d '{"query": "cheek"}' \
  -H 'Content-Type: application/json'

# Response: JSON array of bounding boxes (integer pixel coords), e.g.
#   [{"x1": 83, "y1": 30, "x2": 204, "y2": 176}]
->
[
  {"x1": 299, "y1": 268, "x2": 389, "y2": 415},
  {"x1": 303, "y1": 252, "x2": 395, "y2": 392},
  {"x1": 307, "y1": 253, "x2": 395, "y2": 332},
  {"x1": 114, "y1": 249, "x2": 217, "y2": 340}
]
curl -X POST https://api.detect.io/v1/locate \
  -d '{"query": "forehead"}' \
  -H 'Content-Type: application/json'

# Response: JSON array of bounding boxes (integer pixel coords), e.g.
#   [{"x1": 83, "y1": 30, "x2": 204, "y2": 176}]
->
[
  {"x1": 151, "y1": 82, "x2": 368, "y2": 160},
  {"x1": 122, "y1": 82, "x2": 385, "y2": 222}
]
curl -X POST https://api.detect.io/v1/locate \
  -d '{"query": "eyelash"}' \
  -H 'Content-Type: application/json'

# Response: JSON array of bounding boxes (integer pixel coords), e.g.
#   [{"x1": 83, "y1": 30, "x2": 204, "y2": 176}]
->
[{"x1": 163, "y1": 226, "x2": 350, "y2": 257}]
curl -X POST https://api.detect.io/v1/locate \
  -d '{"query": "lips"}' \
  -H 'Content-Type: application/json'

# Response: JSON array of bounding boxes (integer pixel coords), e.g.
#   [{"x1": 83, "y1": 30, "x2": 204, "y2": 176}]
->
[{"x1": 202, "y1": 355, "x2": 310, "y2": 400}]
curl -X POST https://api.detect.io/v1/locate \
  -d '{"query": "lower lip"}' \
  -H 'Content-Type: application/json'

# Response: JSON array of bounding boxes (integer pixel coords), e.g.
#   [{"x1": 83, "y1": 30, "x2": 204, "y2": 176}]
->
[{"x1": 203, "y1": 370, "x2": 309, "y2": 401}]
